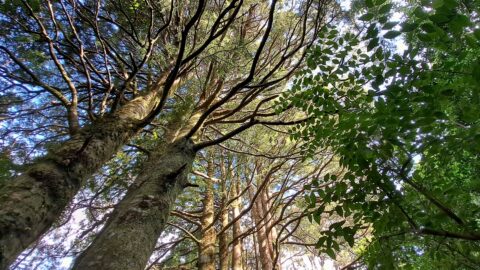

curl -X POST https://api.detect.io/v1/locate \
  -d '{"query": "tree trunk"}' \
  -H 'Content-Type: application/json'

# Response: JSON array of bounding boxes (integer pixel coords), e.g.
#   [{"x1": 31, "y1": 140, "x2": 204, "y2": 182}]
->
[
  {"x1": 232, "y1": 177, "x2": 243, "y2": 270},
  {"x1": 0, "y1": 89, "x2": 163, "y2": 269},
  {"x1": 198, "y1": 159, "x2": 216, "y2": 270},
  {"x1": 252, "y1": 230, "x2": 260, "y2": 270},
  {"x1": 249, "y1": 187, "x2": 274, "y2": 270},
  {"x1": 252, "y1": 201, "x2": 273, "y2": 270},
  {"x1": 218, "y1": 196, "x2": 229, "y2": 270},
  {"x1": 72, "y1": 138, "x2": 196, "y2": 270},
  {"x1": 218, "y1": 156, "x2": 229, "y2": 270},
  {"x1": 261, "y1": 188, "x2": 281, "y2": 270}
]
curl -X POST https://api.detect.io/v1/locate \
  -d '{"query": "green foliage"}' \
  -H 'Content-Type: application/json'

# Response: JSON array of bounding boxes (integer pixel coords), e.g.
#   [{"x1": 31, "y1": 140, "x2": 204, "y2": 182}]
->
[
  {"x1": 284, "y1": 0, "x2": 480, "y2": 267},
  {"x1": 0, "y1": 152, "x2": 17, "y2": 188}
]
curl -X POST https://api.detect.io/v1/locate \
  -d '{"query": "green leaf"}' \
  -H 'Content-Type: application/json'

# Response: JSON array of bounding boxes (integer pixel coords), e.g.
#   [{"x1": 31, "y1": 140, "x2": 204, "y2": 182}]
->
[
  {"x1": 329, "y1": 220, "x2": 346, "y2": 230},
  {"x1": 415, "y1": 117, "x2": 436, "y2": 126},
  {"x1": 379, "y1": 3, "x2": 393, "y2": 14},
  {"x1": 418, "y1": 33, "x2": 433, "y2": 42},
  {"x1": 313, "y1": 210, "x2": 322, "y2": 223},
  {"x1": 368, "y1": 38, "x2": 379, "y2": 51},
  {"x1": 402, "y1": 22, "x2": 419, "y2": 32},
  {"x1": 335, "y1": 206, "x2": 344, "y2": 217},
  {"x1": 359, "y1": 13, "x2": 375, "y2": 21},
  {"x1": 474, "y1": 29, "x2": 480, "y2": 40},
  {"x1": 316, "y1": 237, "x2": 327, "y2": 248},
  {"x1": 325, "y1": 247, "x2": 336, "y2": 259},
  {"x1": 384, "y1": 31, "x2": 402, "y2": 39},
  {"x1": 344, "y1": 233, "x2": 355, "y2": 247},
  {"x1": 413, "y1": 7, "x2": 428, "y2": 19},
  {"x1": 382, "y1": 21, "x2": 398, "y2": 30},
  {"x1": 310, "y1": 192, "x2": 316, "y2": 207},
  {"x1": 29, "y1": 0, "x2": 41, "y2": 12},
  {"x1": 374, "y1": 0, "x2": 387, "y2": 6},
  {"x1": 432, "y1": 0, "x2": 444, "y2": 8},
  {"x1": 366, "y1": 24, "x2": 379, "y2": 39},
  {"x1": 449, "y1": 15, "x2": 471, "y2": 34},
  {"x1": 421, "y1": 23, "x2": 436, "y2": 33},
  {"x1": 443, "y1": 0, "x2": 458, "y2": 8},
  {"x1": 430, "y1": 13, "x2": 450, "y2": 24}
]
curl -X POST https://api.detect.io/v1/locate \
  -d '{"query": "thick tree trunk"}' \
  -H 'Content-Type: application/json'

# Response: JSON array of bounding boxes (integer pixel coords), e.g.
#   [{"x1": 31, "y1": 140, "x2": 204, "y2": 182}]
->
[
  {"x1": 72, "y1": 100, "x2": 205, "y2": 270},
  {"x1": 0, "y1": 90, "x2": 162, "y2": 269},
  {"x1": 72, "y1": 139, "x2": 196, "y2": 270},
  {"x1": 198, "y1": 160, "x2": 216, "y2": 270},
  {"x1": 232, "y1": 179, "x2": 243, "y2": 270}
]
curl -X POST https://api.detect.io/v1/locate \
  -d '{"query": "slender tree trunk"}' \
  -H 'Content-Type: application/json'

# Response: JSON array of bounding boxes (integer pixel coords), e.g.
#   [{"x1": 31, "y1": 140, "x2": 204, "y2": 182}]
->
[
  {"x1": 218, "y1": 197, "x2": 229, "y2": 270},
  {"x1": 232, "y1": 178, "x2": 243, "y2": 270},
  {"x1": 72, "y1": 138, "x2": 196, "y2": 270},
  {"x1": 269, "y1": 225, "x2": 281, "y2": 270},
  {"x1": 249, "y1": 186, "x2": 275, "y2": 270},
  {"x1": 218, "y1": 151, "x2": 231, "y2": 270},
  {"x1": 261, "y1": 189, "x2": 281, "y2": 270},
  {"x1": 0, "y1": 88, "x2": 164, "y2": 269},
  {"x1": 198, "y1": 159, "x2": 216, "y2": 270},
  {"x1": 253, "y1": 230, "x2": 260, "y2": 270}
]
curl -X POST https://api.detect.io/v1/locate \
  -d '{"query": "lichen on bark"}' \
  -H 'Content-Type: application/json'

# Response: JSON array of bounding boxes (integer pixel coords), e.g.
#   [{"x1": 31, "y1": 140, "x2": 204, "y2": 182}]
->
[
  {"x1": 72, "y1": 138, "x2": 196, "y2": 270},
  {"x1": 0, "y1": 89, "x2": 162, "y2": 269}
]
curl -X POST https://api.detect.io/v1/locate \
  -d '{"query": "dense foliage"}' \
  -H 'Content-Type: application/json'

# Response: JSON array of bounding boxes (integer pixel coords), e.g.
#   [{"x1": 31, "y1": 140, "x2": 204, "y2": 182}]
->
[
  {"x1": 284, "y1": 0, "x2": 480, "y2": 267},
  {"x1": 0, "y1": 0, "x2": 479, "y2": 269}
]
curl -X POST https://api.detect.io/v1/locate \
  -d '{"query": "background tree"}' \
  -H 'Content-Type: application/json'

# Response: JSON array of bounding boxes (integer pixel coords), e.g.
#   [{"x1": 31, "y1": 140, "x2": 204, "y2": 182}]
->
[
  {"x1": 1, "y1": 0, "x2": 340, "y2": 268},
  {"x1": 5, "y1": 0, "x2": 478, "y2": 269},
  {"x1": 0, "y1": 0, "x2": 338, "y2": 267}
]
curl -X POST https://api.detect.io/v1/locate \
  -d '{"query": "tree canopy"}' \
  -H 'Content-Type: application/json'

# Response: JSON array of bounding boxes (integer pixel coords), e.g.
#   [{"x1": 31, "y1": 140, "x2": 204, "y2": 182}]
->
[
  {"x1": 282, "y1": 0, "x2": 480, "y2": 267},
  {"x1": 0, "y1": 0, "x2": 479, "y2": 269}
]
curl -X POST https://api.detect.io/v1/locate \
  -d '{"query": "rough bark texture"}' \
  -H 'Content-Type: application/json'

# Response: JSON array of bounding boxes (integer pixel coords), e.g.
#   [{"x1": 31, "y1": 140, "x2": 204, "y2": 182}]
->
[
  {"x1": 232, "y1": 179, "x2": 244, "y2": 270},
  {"x1": 0, "y1": 90, "x2": 161, "y2": 269},
  {"x1": 198, "y1": 160, "x2": 216, "y2": 270},
  {"x1": 72, "y1": 138, "x2": 196, "y2": 270}
]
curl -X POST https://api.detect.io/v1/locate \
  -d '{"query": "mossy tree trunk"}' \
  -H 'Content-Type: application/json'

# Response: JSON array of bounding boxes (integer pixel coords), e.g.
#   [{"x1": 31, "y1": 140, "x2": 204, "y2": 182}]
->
[
  {"x1": 72, "y1": 138, "x2": 196, "y2": 270},
  {"x1": 0, "y1": 90, "x2": 162, "y2": 269}
]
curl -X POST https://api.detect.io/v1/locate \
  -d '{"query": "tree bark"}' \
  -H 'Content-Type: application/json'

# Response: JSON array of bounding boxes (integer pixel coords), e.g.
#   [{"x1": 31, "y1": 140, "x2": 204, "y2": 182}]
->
[
  {"x1": 218, "y1": 155, "x2": 230, "y2": 270},
  {"x1": 260, "y1": 188, "x2": 281, "y2": 270},
  {"x1": 198, "y1": 159, "x2": 216, "y2": 270},
  {"x1": 249, "y1": 185, "x2": 278, "y2": 270},
  {"x1": 218, "y1": 196, "x2": 229, "y2": 270},
  {"x1": 232, "y1": 178, "x2": 244, "y2": 270},
  {"x1": 72, "y1": 138, "x2": 196, "y2": 270},
  {"x1": 72, "y1": 93, "x2": 207, "y2": 270},
  {"x1": 218, "y1": 154, "x2": 232, "y2": 270},
  {"x1": 0, "y1": 89, "x2": 163, "y2": 269},
  {"x1": 251, "y1": 197, "x2": 273, "y2": 270}
]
